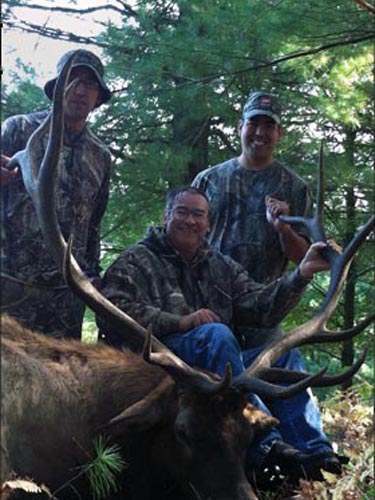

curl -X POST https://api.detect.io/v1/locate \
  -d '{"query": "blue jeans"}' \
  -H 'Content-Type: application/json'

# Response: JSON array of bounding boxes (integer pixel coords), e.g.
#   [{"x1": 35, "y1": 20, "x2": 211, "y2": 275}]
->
[{"x1": 163, "y1": 323, "x2": 333, "y2": 465}]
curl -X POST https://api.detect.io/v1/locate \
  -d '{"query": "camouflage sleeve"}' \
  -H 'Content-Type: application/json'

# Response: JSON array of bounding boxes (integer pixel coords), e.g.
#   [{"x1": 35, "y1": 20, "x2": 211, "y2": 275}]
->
[
  {"x1": 1, "y1": 116, "x2": 27, "y2": 229},
  {"x1": 84, "y1": 160, "x2": 110, "y2": 278},
  {"x1": 97, "y1": 250, "x2": 181, "y2": 339},
  {"x1": 1, "y1": 115, "x2": 28, "y2": 158},
  {"x1": 230, "y1": 258, "x2": 310, "y2": 329}
]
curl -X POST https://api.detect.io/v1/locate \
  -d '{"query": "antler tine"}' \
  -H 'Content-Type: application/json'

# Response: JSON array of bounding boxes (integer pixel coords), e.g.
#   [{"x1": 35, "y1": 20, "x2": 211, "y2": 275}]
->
[
  {"x1": 7, "y1": 51, "x2": 76, "y2": 268},
  {"x1": 12, "y1": 51, "x2": 198, "y2": 364},
  {"x1": 36, "y1": 49, "x2": 74, "y2": 267},
  {"x1": 322, "y1": 215, "x2": 375, "y2": 312},
  {"x1": 233, "y1": 367, "x2": 327, "y2": 400},
  {"x1": 245, "y1": 215, "x2": 374, "y2": 377},
  {"x1": 255, "y1": 346, "x2": 368, "y2": 388},
  {"x1": 63, "y1": 235, "x2": 162, "y2": 352},
  {"x1": 6, "y1": 119, "x2": 51, "y2": 201},
  {"x1": 244, "y1": 141, "x2": 375, "y2": 377},
  {"x1": 279, "y1": 140, "x2": 327, "y2": 243},
  {"x1": 298, "y1": 313, "x2": 375, "y2": 345},
  {"x1": 142, "y1": 326, "x2": 233, "y2": 392}
]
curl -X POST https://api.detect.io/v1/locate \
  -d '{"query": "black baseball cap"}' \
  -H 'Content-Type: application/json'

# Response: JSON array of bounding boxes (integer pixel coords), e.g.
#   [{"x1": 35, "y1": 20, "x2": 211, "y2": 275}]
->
[{"x1": 242, "y1": 92, "x2": 281, "y2": 124}]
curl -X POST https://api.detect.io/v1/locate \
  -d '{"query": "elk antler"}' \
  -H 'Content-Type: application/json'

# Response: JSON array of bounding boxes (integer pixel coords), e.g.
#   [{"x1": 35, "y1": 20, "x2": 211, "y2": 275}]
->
[
  {"x1": 254, "y1": 346, "x2": 368, "y2": 389},
  {"x1": 142, "y1": 328, "x2": 329, "y2": 398},
  {"x1": 142, "y1": 327, "x2": 234, "y2": 393},
  {"x1": 244, "y1": 144, "x2": 375, "y2": 378},
  {"x1": 9, "y1": 52, "x2": 153, "y2": 350},
  {"x1": 297, "y1": 313, "x2": 375, "y2": 345},
  {"x1": 9, "y1": 51, "x2": 236, "y2": 393}
]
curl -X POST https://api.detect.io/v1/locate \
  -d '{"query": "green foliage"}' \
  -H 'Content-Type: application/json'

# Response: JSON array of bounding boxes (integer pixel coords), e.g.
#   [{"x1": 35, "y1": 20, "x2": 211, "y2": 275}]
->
[
  {"x1": 1, "y1": 59, "x2": 49, "y2": 118},
  {"x1": 3, "y1": 0, "x2": 374, "y2": 383},
  {"x1": 9, "y1": 0, "x2": 373, "y2": 379},
  {"x1": 94, "y1": 0, "x2": 374, "y2": 252},
  {"x1": 80, "y1": 436, "x2": 126, "y2": 500},
  {"x1": 2, "y1": 5, "x2": 374, "y2": 499},
  {"x1": 82, "y1": 308, "x2": 99, "y2": 343}
]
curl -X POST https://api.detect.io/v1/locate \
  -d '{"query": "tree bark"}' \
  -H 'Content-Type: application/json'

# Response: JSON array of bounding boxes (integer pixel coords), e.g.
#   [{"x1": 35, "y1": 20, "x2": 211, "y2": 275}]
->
[
  {"x1": 341, "y1": 130, "x2": 357, "y2": 390},
  {"x1": 172, "y1": 110, "x2": 210, "y2": 182}
]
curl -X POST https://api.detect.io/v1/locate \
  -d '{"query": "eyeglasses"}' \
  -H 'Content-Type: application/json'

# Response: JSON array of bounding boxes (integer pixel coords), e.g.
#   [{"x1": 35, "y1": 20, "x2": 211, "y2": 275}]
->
[
  {"x1": 69, "y1": 77, "x2": 100, "y2": 91},
  {"x1": 172, "y1": 207, "x2": 208, "y2": 221}
]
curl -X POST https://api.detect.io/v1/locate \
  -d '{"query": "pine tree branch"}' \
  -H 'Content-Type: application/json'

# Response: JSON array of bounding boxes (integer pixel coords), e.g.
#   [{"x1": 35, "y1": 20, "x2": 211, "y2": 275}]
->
[
  {"x1": 353, "y1": 0, "x2": 375, "y2": 14},
  {"x1": 5, "y1": 19, "x2": 105, "y2": 47},
  {"x1": 168, "y1": 33, "x2": 374, "y2": 89},
  {"x1": 2, "y1": 1, "x2": 136, "y2": 17}
]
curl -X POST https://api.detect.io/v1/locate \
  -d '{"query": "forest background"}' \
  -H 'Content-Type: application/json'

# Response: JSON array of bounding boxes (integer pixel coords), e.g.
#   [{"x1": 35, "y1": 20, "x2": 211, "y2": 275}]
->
[{"x1": 2, "y1": 0, "x2": 374, "y2": 497}]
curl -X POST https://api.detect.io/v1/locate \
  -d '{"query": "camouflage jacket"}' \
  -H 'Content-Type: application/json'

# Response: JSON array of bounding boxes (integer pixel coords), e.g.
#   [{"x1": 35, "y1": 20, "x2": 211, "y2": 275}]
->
[
  {"x1": 98, "y1": 227, "x2": 311, "y2": 342},
  {"x1": 1, "y1": 110, "x2": 111, "y2": 286},
  {"x1": 192, "y1": 158, "x2": 312, "y2": 284}
]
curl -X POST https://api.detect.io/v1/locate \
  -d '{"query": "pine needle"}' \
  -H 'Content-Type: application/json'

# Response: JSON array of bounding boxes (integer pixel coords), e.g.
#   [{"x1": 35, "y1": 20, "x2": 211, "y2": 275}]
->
[{"x1": 81, "y1": 435, "x2": 127, "y2": 500}]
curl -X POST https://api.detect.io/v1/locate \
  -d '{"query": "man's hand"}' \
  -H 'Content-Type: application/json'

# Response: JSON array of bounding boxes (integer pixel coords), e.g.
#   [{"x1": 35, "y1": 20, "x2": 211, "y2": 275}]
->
[
  {"x1": 298, "y1": 241, "x2": 341, "y2": 279},
  {"x1": 265, "y1": 195, "x2": 290, "y2": 232},
  {"x1": 1, "y1": 155, "x2": 18, "y2": 187},
  {"x1": 265, "y1": 194, "x2": 311, "y2": 264},
  {"x1": 178, "y1": 308, "x2": 221, "y2": 331}
]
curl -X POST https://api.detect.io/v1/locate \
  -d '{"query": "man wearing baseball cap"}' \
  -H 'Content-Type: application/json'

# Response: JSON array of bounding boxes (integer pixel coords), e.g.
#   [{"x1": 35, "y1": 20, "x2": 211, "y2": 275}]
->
[
  {"x1": 191, "y1": 92, "x2": 345, "y2": 488},
  {"x1": 1, "y1": 49, "x2": 112, "y2": 338},
  {"x1": 192, "y1": 91, "x2": 311, "y2": 321}
]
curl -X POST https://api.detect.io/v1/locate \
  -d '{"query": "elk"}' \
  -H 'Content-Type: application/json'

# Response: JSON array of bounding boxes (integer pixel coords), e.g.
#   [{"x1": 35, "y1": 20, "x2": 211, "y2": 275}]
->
[{"x1": 2, "y1": 51, "x2": 374, "y2": 500}]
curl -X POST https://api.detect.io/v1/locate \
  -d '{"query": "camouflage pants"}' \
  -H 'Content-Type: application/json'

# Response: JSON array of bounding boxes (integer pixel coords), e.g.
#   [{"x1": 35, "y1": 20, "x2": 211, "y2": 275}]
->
[{"x1": 0, "y1": 275, "x2": 85, "y2": 339}]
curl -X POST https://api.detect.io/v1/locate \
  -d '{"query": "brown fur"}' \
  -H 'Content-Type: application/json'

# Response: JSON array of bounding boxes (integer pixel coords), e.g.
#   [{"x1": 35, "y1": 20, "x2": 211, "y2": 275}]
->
[{"x1": 1, "y1": 314, "x2": 274, "y2": 500}]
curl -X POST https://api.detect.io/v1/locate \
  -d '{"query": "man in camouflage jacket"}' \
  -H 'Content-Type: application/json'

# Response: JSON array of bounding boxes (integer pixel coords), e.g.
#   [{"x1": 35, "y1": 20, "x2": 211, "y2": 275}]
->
[
  {"x1": 97, "y1": 187, "x2": 343, "y2": 486},
  {"x1": 192, "y1": 92, "x2": 312, "y2": 348},
  {"x1": 1, "y1": 49, "x2": 112, "y2": 338}
]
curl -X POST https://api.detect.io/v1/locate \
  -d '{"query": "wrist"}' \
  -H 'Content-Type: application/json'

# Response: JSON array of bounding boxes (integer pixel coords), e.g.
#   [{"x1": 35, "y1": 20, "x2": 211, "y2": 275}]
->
[
  {"x1": 297, "y1": 265, "x2": 313, "y2": 280},
  {"x1": 276, "y1": 222, "x2": 292, "y2": 235},
  {"x1": 178, "y1": 316, "x2": 189, "y2": 332}
]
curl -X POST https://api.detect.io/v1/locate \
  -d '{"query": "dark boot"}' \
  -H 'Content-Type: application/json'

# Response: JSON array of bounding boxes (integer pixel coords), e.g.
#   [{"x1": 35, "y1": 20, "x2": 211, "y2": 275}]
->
[{"x1": 252, "y1": 440, "x2": 347, "y2": 492}]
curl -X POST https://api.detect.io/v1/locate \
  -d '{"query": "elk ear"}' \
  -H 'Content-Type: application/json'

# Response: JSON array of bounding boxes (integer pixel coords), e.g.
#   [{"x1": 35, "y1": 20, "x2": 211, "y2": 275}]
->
[
  {"x1": 243, "y1": 403, "x2": 279, "y2": 432},
  {"x1": 108, "y1": 377, "x2": 174, "y2": 431}
]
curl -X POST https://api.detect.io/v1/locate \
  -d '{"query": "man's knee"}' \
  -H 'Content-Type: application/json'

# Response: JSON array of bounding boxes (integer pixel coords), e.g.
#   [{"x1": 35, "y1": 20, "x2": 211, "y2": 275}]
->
[{"x1": 199, "y1": 322, "x2": 237, "y2": 344}]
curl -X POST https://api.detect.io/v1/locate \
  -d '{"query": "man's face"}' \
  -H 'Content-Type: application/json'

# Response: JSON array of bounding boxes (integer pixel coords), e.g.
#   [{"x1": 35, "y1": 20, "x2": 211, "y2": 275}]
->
[
  {"x1": 238, "y1": 114, "x2": 282, "y2": 164},
  {"x1": 165, "y1": 192, "x2": 210, "y2": 259},
  {"x1": 64, "y1": 66, "x2": 101, "y2": 122}
]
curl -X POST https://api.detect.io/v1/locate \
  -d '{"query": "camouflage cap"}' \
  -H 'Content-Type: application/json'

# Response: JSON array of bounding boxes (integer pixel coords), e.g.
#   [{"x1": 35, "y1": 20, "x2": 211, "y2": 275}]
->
[
  {"x1": 242, "y1": 92, "x2": 281, "y2": 124},
  {"x1": 44, "y1": 49, "x2": 112, "y2": 106}
]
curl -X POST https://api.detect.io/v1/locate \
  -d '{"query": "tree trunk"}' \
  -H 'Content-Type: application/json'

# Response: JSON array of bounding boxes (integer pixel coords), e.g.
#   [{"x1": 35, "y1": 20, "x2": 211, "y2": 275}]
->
[
  {"x1": 341, "y1": 130, "x2": 357, "y2": 390},
  {"x1": 172, "y1": 110, "x2": 210, "y2": 183}
]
